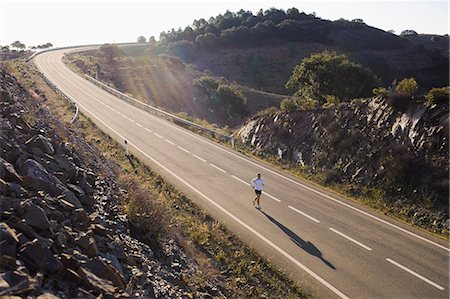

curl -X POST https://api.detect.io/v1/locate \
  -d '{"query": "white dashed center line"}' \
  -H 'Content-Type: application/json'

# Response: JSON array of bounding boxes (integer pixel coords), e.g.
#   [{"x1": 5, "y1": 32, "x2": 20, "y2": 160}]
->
[
  {"x1": 192, "y1": 154, "x2": 207, "y2": 162},
  {"x1": 288, "y1": 206, "x2": 320, "y2": 223},
  {"x1": 231, "y1": 175, "x2": 250, "y2": 186},
  {"x1": 210, "y1": 163, "x2": 227, "y2": 173},
  {"x1": 329, "y1": 228, "x2": 372, "y2": 251},
  {"x1": 145, "y1": 128, "x2": 153, "y2": 133},
  {"x1": 154, "y1": 133, "x2": 163, "y2": 139},
  {"x1": 177, "y1": 145, "x2": 190, "y2": 153},
  {"x1": 165, "y1": 139, "x2": 175, "y2": 145}
]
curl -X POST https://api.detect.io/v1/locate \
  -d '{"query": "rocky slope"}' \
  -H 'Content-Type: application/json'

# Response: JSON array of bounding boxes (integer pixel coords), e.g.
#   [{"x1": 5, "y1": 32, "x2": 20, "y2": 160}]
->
[
  {"x1": 237, "y1": 96, "x2": 449, "y2": 233},
  {"x1": 0, "y1": 69, "x2": 217, "y2": 297}
]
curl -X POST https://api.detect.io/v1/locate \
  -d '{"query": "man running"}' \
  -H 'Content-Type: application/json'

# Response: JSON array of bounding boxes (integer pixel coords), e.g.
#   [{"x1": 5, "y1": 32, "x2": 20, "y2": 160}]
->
[{"x1": 250, "y1": 173, "x2": 265, "y2": 209}]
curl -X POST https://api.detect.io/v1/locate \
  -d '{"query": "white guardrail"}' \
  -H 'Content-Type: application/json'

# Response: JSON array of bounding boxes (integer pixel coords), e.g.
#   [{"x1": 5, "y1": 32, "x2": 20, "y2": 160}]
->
[
  {"x1": 84, "y1": 74, "x2": 236, "y2": 147},
  {"x1": 27, "y1": 43, "x2": 144, "y2": 124}
]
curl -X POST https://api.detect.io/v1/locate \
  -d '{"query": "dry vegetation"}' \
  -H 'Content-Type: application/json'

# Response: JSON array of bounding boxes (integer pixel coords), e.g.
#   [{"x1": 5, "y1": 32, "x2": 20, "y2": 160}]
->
[{"x1": 4, "y1": 58, "x2": 308, "y2": 298}]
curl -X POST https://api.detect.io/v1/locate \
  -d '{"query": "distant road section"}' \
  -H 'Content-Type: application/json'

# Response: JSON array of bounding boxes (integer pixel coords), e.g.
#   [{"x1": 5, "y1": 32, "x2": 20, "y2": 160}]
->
[{"x1": 35, "y1": 48, "x2": 449, "y2": 299}]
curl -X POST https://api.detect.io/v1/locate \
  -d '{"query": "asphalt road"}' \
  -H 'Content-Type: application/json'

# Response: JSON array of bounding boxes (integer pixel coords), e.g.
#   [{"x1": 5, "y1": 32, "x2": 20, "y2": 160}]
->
[{"x1": 34, "y1": 48, "x2": 449, "y2": 298}]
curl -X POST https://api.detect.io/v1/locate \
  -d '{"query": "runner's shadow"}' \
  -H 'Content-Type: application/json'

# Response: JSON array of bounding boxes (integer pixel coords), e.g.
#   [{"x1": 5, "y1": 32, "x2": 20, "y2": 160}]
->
[{"x1": 260, "y1": 210, "x2": 336, "y2": 270}]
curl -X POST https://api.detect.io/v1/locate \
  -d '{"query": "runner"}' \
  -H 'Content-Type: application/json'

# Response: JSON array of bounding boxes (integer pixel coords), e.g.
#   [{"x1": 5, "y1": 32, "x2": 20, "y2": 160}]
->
[{"x1": 250, "y1": 173, "x2": 265, "y2": 209}]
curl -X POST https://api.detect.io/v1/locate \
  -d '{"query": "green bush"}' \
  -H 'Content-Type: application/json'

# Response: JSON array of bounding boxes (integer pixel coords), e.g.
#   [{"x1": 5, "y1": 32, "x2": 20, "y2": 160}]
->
[
  {"x1": 280, "y1": 98, "x2": 297, "y2": 112},
  {"x1": 372, "y1": 87, "x2": 388, "y2": 97},
  {"x1": 425, "y1": 87, "x2": 449, "y2": 105},
  {"x1": 286, "y1": 51, "x2": 379, "y2": 105},
  {"x1": 395, "y1": 77, "x2": 418, "y2": 96}
]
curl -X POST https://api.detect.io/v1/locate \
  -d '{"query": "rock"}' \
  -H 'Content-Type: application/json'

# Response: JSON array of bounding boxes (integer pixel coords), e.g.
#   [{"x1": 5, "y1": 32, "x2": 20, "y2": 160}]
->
[
  {"x1": 75, "y1": 234, "x2": 99, "y2": 258},
  {"x1": 0, "y1": 276, "x2": 10, "y2": 292},
  {"x1": 18, "y1": 159, "x2": 66, "y2": 196},
  {"x1": 24, "y1": 203, "x2": 50, "y2": 231},
  {"x1": 18, "y1": 239, "x2": 50, "y2": 272},
  {"x1": 36, "y1": 293, "x2": 61, "y2": 299},
  {"x1": 0, "y1": 157, "x2": 22, "y2": 183},
  {"x1": 84, "y1": 258, "x2": 126, "y2": 290},
  {"x1": 47, "y1": 254, "x2": 64, "y2": 274},
  {"x1": 79, "y1": 267, "x2": 116, "y2": 294},
  {"x1": 73, "y1": 208, "x2": 89, "y2": 225},
  {"x1": 58, "y1": 190, "x2": 82, "y2": 209},
  {"x1": 54, "y1": 155, "x2": 76, "y2": 181},
  {"x1": 89, "y1": 224, "x2": 111, "y2": 237},
  {"x1": 67, "y1": 183, "x2": 86, "y2": 196},
  {"x1": 0, "y1": 270, "x2": 31, "y2": 295},
  {"x1": 25, "y1": 134, "x2": 55, "y2": 155},
  {"x1": 60, "y1": 268, "x2": 82, "y2": 285},
  {"x1": 59, "y1": 253, "x2": 80, "y2": 271},
  {"x1": 0, "y1": 222, "x2": 19, "y2": 258}
]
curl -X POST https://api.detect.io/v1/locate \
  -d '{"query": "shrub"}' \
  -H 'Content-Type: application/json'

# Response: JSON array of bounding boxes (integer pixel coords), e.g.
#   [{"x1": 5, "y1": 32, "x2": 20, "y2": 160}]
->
[
  {"x1": 395, "y1": 77, "x2": 418, "y2": 96},
  {"x1": 372, "y1": 87, "x2": 388, "y2": 97},
  {"x1": 323, "y1": 95, "x2": 341, "y2": 108},
  {"x1": 425, "y1": 87, "x2": 449, "y2": 105},
  {"x1": 280, "y1": 98, "x2": 297, "y2": 112}
]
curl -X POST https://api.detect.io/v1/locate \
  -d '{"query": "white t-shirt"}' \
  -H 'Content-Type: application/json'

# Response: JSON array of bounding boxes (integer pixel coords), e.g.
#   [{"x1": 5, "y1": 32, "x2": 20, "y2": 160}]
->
[{"x1": 251, "y1": 178, "x2": 265, "y2": 191}]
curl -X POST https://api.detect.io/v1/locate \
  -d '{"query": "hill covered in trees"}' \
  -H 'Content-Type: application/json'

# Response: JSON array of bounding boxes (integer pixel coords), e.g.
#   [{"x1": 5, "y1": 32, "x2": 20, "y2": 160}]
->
[{"x1": 151, "y1": 8, "x2": 448, "y2": 94}]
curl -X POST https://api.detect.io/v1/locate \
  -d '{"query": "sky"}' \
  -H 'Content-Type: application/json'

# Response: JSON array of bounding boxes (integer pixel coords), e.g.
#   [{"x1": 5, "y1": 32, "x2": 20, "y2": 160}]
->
[{"x1": 1, "y1": 0, "x2": 449, "y2": 47}]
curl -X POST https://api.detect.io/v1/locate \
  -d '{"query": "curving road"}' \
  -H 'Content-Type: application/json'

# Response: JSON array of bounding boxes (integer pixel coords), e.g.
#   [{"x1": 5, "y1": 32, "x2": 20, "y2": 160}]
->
[{"x1": 34, "y1": 48, "x2": 449, "y2": 298}]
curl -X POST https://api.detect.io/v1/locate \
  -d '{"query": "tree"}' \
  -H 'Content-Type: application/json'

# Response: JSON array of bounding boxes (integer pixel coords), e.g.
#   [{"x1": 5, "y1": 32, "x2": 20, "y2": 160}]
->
[
  {"x1": 215, "y1": 84, "x2": 248, "y2": 119},
  {"x1": 425, "y1": 87, "x2": 449, "y2": 105},
  {"x1": 286, "y1": 51, "x2": 379, "y2": 107},
  {"x1": 137, "y1": 36, "x2": 147, "y2": 43},
  {"x1": 100, "y1": 44, "x2": 124, "y2": 63},
  {"x1": 400, "y1": 30, "x2": 418, "y2": 36},
  {"x1": 10, "y1": 41, "x2": 26, "y2": 51},
  {"x1": 395, "y1": 78, "x2": 418, "y2": 96}
]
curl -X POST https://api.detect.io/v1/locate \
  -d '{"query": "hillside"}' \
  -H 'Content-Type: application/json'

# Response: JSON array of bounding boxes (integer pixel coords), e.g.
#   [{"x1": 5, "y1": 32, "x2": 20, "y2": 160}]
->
[
  {"x1": 237, "y1": 95, "x2": 449, "y2": 235},
  {"x1": 66, "y1": 49, "x2": 284, "y2": 127},
  {"x1": 155, "y1": 8, "x2": 449, "y2": 94}
]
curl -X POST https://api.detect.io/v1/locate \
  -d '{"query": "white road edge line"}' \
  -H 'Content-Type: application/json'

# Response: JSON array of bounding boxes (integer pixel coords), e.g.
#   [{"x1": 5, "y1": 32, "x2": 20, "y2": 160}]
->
[
  {"x1": 61, "y1": 57, "x2": 448, "y2": 252},
  {"x1": 288, "y1": 206, "x2": 320, "y2": 223},
  {"x1": 231, "y1": 175, "x2": 250, "y2": 186},
  {"x1": 386, "y1": 258, "x2": 445, "y2": 290},
  {"x1": 192, "y1": 154, "x2": 206, "y2": 162},
  {"x1": 329, "y1": 228, "x2": 372, "y2": 251},
  {"x1": 210, "y1": 163, "x2": 227, "y2": 173},
  {"x1": 41, "y1": 57, "x2": 348, "y2": 298},
  {"x1": 177, "y1": 145, "x2": 190, "y2": 153},
  {"x1": 165, "y1": 139, "x2": 175, "y2": 145}
]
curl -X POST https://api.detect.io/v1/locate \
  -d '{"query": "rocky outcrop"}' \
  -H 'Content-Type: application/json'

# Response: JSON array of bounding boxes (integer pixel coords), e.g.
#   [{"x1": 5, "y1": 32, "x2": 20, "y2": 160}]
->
[
  {"x1": 0, "y1": 69, "x2": 216, "y2": 297},
  {"x1": 237, "y1": 96, "x2": 449, "y2": 232}
]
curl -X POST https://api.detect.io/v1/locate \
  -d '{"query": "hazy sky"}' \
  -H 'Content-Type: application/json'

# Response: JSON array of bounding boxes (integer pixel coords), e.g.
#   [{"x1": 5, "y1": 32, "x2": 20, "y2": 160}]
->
[{"x1": 1, "y1": 0, "x2": 448, "y2": 47}]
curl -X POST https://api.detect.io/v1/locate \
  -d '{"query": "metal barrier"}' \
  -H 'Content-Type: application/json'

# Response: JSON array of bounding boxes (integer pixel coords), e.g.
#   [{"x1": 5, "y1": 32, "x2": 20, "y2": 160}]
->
[
  {"x1": 28, "y1": 42, "x2": 144, "y2": 124},
  {"x1": 84, "y1": 74, "x2": 236, "y2": 146}
]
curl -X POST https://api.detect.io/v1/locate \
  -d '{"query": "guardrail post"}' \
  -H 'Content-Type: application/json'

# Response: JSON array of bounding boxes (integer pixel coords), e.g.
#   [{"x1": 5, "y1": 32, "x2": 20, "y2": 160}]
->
[{"x1": 231, "y1": 138, "x2": 235, "y2": 148}]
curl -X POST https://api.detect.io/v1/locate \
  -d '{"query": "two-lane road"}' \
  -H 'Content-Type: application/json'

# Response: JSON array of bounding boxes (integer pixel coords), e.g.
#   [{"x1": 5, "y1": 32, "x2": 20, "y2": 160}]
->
[{"x1": 34, "y1": 48, "x2": 449, "y2": 298}]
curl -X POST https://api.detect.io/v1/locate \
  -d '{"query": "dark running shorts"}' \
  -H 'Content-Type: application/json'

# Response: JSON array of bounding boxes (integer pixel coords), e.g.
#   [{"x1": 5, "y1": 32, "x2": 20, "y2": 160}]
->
[{"x1": 255, "y1": 190, "x2": 262, "y2": 195}]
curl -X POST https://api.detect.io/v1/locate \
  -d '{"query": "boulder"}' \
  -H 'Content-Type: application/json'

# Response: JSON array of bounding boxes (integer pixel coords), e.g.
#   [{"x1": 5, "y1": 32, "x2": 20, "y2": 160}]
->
[
  {"x1": 84, "y1": 258, "x2": 126, "y2": 289},
  {"x1": 0, "y1": 270, "x2": 31, "y2": 295},
  {"x1": 0, "y1": 222, "x2": 19, "y2": 257},
  {"x1": 25, "y1": 134, "x2": 55, "y2": 155},
  {"x1": 0, "y1": 222, "x2": 19, "y2": 267},
  {"x1": 0, "y1": 157, "x2": 22, "y2": 183},
  {"x1": 18, "y1": 159, "x2": 66, "y2": 196},
  {"x1": 75, "y1": 234, "x2": 99, "y2": 258},
  {"x1": 24, "y1": 203, "x2": 50, "y2": 231},
  {"x1": 18, "y1": 239, "x2": 50, "y2": 272},
  {"x1": 58, "y1": 190, "x2": 82, "y2": 209},
  {"x1": 79, "y1": 267, "x2": 116, "y2": 294}
]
